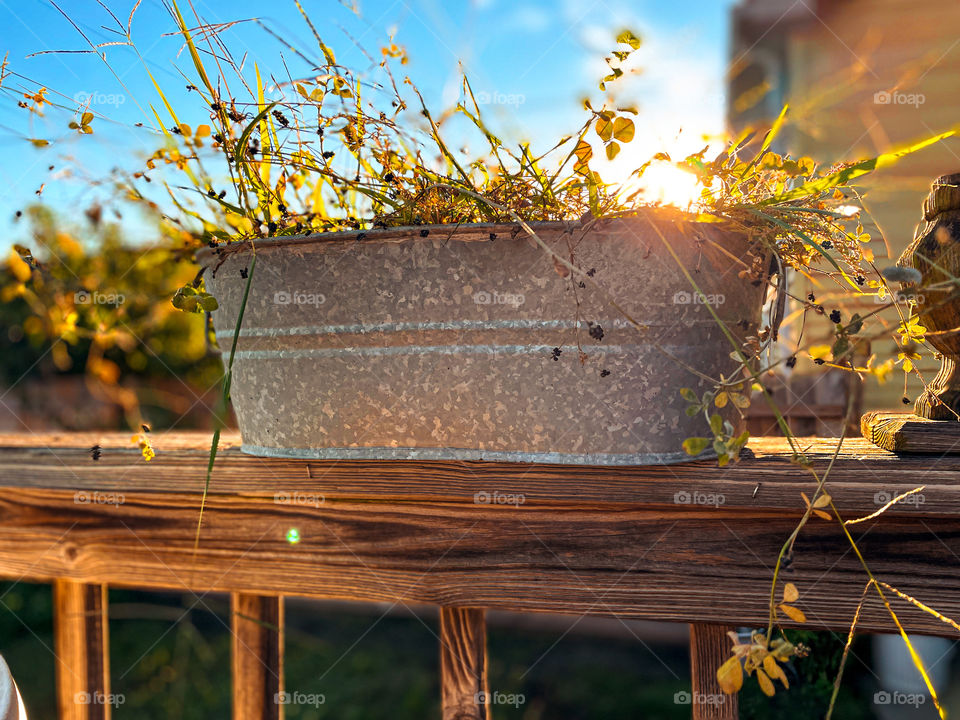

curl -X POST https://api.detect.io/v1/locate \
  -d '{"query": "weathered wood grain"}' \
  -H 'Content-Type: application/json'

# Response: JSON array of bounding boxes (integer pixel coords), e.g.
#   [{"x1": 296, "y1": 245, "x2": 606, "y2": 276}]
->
[
  {"x1": 54, "y1": 580, "x2": 110, "y2": 720},
  {"x1": 2, "y1": 433, "x2": 960, "y2": 517},
  {"x1": 1, "y1": 433, "x2": 959, "y2": 636},
  {"x1": 439, "y1": 608, "x2": 488, "y2": 720},
  {"x1": 862, "y1": 410, "x2": 960, "y2": 454},
  {"x1": 689, "y1": 624, "x2": 738, "y2": 720},
  {"x1": 231, "y1": 593, "x2": 284, "y2": 720}
]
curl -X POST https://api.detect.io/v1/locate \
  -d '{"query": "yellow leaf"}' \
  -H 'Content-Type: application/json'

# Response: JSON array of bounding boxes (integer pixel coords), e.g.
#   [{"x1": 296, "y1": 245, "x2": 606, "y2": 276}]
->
[
  {"x1": 760, "y1": 153, "x2": 782, "y2": 169},
  {"x1": 7, "y1": 250, "x2": 31, "y2": 282},
  {"x1": 612, "y1": 116, "x2": 635, "y2": 143},
  {"x1": 225, "y1": 213, "x2": 254, "y2": 233},
  {"x1": 763, "y1": 655, "x2": 790, "y2": 689},
  {"x1": 756, "y1": 668, "x2": 776, "y2": 697},
  {"x1": 195, "y1": 124, "x2": 211, "y2": 137},
  {"x1": 813, "y1": 493, "x2": 832, "y2": 508},
  {"x1": 797, "y1": 157, "x2": 816, "y2": 174},
  {"x1": 779, "y1": 603, "x2": 807, "y2": 623},
  {"x1": 615, "y1": 29, "x2": 642, "y2": 50},
  {"x1": 717, "y1": 655, "x2": 743, "y2": 694},
  {"x1": 731, "y1": 393, "x2": 751, "y2": 409},
  {"x1": 814, "y1": 509, "x2": 832, "y2": 521},
  {"x1": 715, "y1": 391, "x2": 729, "y2": 408},
  {"x1": 874, "y1": 358, "x2": 895, "y2": 384},
  {"x1": 573, "y1": 139, "x2": 593, "y2": 173},
  {"x1": 783, "y1": 582, "x2": 799, "y2": 603},
  {"x1": 90, "y1": 358, "x2": 121, "y2": 385},
  {"x1": 595, "y1": 116, "x2": 613, "y2": 142},
  {"x1": 809, "y1": 344, "x2": 832, "y2": 361}
]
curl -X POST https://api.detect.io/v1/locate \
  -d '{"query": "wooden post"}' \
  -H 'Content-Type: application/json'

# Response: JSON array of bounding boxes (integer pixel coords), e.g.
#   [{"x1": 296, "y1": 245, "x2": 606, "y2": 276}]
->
[
  {"x1": 689, "y1": 624, "x2": 738, "y2": 720},
  {"x1": 53, "y1": 580, "x2": 110, "y2": 720},
  {"x1": 440, "y1": 607, "x2": 489, "y2": 720},
  {"x1": 231, "y1": 593, "x2": 284, "y2": 720}
]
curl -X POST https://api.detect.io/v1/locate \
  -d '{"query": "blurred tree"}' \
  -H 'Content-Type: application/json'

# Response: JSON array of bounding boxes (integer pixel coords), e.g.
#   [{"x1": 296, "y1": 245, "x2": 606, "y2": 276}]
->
[{"x1": 0, "y1": 206, "x2": 224, "y2": 431}]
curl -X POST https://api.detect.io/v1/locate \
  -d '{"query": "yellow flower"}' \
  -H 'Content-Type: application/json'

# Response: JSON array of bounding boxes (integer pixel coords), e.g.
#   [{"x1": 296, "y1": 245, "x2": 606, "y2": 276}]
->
[
  {"x1": 873, "y1": 359, "x2": 895, "y2": 384},
  {"x1": 898, "y1": 316, "x2": 926, "y2": 345},
  {"x1": 897, "y1": 349, "x2": 921, "y2": 374},
  {"x1": 131, "y1": 433, "x2": 155, "y2": 462},
  {"x1": 808, "y1": 345, "x2": 832, "y2": 361}
]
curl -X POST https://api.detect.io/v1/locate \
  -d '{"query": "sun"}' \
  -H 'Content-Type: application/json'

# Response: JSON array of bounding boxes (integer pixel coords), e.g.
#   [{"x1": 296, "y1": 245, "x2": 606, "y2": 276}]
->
[
  {"x1": 593, "y1": 135, "x2": 717, "y2": 212},
  {"x1": 624, "y1": 161, "x2": 704, "y2": 211}
]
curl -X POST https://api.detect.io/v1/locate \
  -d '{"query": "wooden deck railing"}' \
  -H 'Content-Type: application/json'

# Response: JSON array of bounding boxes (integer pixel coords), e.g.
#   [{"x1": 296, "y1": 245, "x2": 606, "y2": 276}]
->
[{"x1": 1, "y1": 432, "x2": 959, "y2": 719}]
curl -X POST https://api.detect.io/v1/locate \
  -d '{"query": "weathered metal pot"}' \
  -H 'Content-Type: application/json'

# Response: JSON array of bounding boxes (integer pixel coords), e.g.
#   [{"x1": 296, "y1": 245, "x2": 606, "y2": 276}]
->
[{"x1": 200, "y1": 211, "x2": 768, "y2": 464}]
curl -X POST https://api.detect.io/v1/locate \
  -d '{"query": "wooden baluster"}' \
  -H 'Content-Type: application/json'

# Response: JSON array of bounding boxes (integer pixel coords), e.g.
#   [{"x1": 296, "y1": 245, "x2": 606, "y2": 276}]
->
[
  {"x1": 689, "y1": 624, "x2": 738, "y2": 720},
  {"x1": 53, "y1": 580, "x2": 110, "y2": 720},
  {"x1": 440, "y1": 607, "x2": 490, "y2": 720},
  {"x1": 231, "y1": 593, "x2": 284, "y2": 720}
]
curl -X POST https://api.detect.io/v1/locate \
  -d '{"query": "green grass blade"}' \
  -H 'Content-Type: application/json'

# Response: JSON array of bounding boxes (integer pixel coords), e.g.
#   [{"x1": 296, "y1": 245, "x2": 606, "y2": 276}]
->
[{"x1": 193, "y1": 252, "x2": 257, "y2": 554}]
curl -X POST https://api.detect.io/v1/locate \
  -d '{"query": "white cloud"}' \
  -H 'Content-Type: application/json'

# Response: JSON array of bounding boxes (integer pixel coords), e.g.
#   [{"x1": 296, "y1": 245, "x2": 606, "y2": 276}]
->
[{"x1": 505, "y1": 6, "x2": 551, "y2": 33}]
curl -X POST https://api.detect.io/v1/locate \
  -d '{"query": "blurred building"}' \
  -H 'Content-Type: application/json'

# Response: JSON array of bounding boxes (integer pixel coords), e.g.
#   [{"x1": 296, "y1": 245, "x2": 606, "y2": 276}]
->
[{"x1": 729, "y1": 0, "x2": 960, "y2": 411}]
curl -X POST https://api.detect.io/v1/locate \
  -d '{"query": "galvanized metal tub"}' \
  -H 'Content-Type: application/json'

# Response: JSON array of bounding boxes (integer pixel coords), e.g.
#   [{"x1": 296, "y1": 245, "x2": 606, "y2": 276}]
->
[{"x1": 200, "y1": 212, "x2": 767, "y2": 464}]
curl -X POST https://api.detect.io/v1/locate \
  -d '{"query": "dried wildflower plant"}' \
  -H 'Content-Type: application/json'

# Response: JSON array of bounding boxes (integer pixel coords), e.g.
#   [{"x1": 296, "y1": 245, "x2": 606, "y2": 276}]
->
[{"x1": 5, "y1": 4, "x2": 960, "y2": 715}]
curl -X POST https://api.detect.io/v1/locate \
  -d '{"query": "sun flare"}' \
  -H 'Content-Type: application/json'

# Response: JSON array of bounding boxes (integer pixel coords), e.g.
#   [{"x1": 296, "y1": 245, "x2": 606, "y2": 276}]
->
[
  {"x1": 595, "y1": 135, "x2": 717, "y2": 212},
  {"x1": 624, "y1": 161, "x2": 704, "y2": 211}
]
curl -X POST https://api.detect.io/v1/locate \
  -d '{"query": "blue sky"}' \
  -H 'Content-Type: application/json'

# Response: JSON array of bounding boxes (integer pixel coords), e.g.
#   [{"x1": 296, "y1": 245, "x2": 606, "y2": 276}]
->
[{"x1": 0, "y1": 0, "x2": 736, "y2": 244}]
